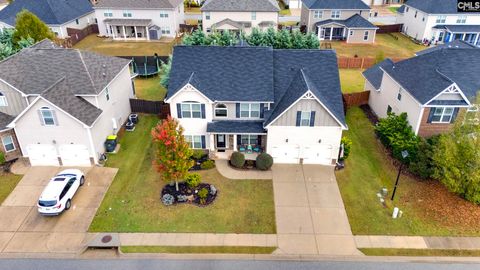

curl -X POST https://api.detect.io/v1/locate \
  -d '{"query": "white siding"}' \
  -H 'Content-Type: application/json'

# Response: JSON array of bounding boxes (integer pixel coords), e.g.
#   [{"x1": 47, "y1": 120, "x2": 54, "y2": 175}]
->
[
  {"x1": 0, "y1": 79, "x2": 28, "y2": 116},
  {"x1": 48, "y1": 12, "x2": 96, "y2": 39},
  {"x1": 202, "y1": 11, "x2": 279, "y2": 34}
]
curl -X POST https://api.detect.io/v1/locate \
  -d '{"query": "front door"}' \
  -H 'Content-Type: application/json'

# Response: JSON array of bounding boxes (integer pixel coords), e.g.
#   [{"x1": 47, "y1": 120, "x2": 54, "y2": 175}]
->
[{"x1": 216, "y1": 134, "x2": 226, "y2": 148}]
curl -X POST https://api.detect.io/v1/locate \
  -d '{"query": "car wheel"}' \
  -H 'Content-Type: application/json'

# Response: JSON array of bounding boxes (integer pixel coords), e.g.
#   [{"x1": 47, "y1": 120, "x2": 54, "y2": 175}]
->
[
  {"x1": 80, "y1": 176, "x2": 85, "y2": 186},
  {"x1": 65, "y1": 199, "x2": 71, "y2": 210}
]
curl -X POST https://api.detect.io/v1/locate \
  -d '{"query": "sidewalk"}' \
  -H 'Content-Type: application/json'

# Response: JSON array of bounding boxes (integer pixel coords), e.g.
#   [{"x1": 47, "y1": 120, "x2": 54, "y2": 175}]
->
[
  {"x1": 355, "y1": 235, "x2": 480, "y2": 250},
  {"x1": 215, "y1": 160, "x2": 272, "y2": 180}
]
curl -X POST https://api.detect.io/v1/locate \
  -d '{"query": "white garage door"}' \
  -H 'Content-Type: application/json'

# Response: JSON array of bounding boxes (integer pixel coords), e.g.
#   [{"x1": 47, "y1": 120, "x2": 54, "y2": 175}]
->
[
  {"x1": 59, "y1": 144, "x2": 91, "y2": 167},
  {"x1": 271, "y1": 145, "x2": 300, "y2": 164},
  {"x1": 302, "y1": 144, "x2": 333, "y2": 165},
  {"x1": 26, "y1": 144, "x2": 59, "y2": 166}
]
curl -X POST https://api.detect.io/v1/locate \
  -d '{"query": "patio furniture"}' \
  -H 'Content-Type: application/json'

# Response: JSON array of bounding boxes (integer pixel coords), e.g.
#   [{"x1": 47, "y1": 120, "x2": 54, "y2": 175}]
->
[
  {"x1": 239, "y1": 145, "x2": 246, "y2": 152},
  {"x1": 247, "y1": 145, "x2": 253, "y2": 153},
  {"x1": 253, "y1": 145, "x2": 261, "y2": 153}
]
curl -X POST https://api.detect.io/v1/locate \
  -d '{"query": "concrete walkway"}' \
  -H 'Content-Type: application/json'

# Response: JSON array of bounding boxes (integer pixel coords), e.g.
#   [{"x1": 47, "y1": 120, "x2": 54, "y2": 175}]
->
[
  {"x1": 356, "y1": 235, "x2": 480, "y2": 250},
  {"x1": 215, "y1": 160, "x2": 272, "y2": 180}
]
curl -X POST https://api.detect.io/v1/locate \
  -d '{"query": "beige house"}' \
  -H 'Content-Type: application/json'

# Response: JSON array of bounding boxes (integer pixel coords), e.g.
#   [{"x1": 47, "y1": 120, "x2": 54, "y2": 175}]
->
[
  {"x1": 201, "y1": 0, "x2": 280, "y2": 34},
  {"x1": 301, "y1": 0, "x2": 378, "y2": 43}
]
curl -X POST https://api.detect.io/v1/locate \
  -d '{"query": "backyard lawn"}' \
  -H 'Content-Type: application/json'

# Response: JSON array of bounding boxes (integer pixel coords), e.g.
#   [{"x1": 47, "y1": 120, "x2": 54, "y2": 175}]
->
[
  {"x1": 339, "y1": 69, "x2": 365, "y2": 93},
  {"x1": 89, "y1": 115, "x2": 276, "y2": 233},
  {"x1": 0, "y1": 173, "x2": 22, "y2": 204},
  {"x1": 134, "y1": 75, "x2": 167, "y2": 101},
  {"x1": 73, "y1": 35, "x2": 178, "y2": 56},
  {"x1": 336, "y1": 107, "x2": 480, "y2": 236},
  {"x1": 330, "y1": 33, "x2": 425, "y2": 58}
]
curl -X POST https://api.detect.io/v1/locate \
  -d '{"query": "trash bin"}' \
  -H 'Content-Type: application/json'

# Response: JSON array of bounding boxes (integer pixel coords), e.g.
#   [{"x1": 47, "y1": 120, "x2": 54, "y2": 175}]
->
[
  {"x1": 129, "y1": 114, "x2": 139, "y2": 124},
  {"x1": 105, "y1": 135, "x2": 118, "y2": 153}
]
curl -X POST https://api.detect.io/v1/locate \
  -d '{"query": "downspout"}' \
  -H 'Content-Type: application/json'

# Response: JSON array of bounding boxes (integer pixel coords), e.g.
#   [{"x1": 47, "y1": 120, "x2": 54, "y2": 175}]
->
[
  {"x1": 414, "y1": 107, "x2": 424, "y2": 135},
  {"x1": 86, "y1": 126, "x2": 98, "y2": 164}
]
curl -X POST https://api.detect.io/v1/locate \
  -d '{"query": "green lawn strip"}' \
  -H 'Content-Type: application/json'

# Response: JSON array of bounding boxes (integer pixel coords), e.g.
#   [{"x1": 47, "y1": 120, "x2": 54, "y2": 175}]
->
[
  {"x1": 339, "y1": 69, "x2": 365, "y2": 93},
  {"x1": 134, "y1": 75, "x2": 166, "y2": 101},
  {"x1": 0, "y1": 173, "x2": 23, "y2": 204},
  {"x1": 388, "y1": 7, "x2": 399, "y2": 13},
  {"x1": 121, "y1": 246, "x2": 276, "y2": 254},
  {"x1": 89, "y1": 115, "x2": 276, "y2": 234},
  {"x1": 360, "y1": 248, "x2": 480, "y2": 257}
]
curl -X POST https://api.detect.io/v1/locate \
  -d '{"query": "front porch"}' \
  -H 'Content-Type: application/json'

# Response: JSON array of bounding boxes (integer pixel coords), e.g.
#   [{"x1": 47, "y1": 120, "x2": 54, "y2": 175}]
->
[
  {"x1": 317, "y1": 24, "x2": 347, "y2": 41},
  {"x1": 104, "y1": 18, "x2": 161, "y2": 41},
  {"x1": 433, "y1": 25, "x2": 480, "y2": 46}
]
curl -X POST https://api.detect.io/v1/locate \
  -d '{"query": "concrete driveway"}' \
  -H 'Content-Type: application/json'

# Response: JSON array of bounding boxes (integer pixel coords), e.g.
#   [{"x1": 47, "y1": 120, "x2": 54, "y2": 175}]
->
[
  {"x1": 0, "y1": 166, "x2": 117, "y2": 254},
  {"x1": 272, "y1": 164, "x2": 360, "y2": 256}
]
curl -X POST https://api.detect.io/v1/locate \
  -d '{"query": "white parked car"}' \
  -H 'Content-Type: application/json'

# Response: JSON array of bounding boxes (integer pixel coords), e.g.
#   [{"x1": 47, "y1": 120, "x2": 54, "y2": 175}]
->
[{"x1": 37, "y1": 169, "x2": 85, "y2": 216}]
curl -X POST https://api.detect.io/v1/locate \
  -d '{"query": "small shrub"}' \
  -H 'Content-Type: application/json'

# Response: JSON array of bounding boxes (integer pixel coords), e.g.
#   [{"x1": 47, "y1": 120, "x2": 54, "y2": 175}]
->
[
  {"x1": 177, "y1": 195, "x2": 189, "y2": 202},
  {"x1": 191, "y1": 149, "x2": 205, "y2": 160},
  {"x1": 340, "y1": 136, "x2": 352, "y2": 161},
  {"x1": 200, "y1": 160, "x2": 215, "y2": 170},
  {"x1": 210, "y1": 184, "x2": 217, "y2": 196},
  {"x1": 256, "y1": 153, "x2": 273, "y2": 170},
  {"x1": 0, "y1": 152, "x2": 5, "y2": 165},
  {"x1": 198, "y1": 187, "x2": 209, "y2": 205},
  {"x1": 185, "y1": 173, "x2": 201, "y2": 188},
  {"x1": 162, "y1": 194, "x2": 175, "y2": 206},
  {"x1": 408, "y1": 136, "x2": 438, "y2": 179},
  {"x1": 230, "y1": 151, "x2": 245, "y2": 168}
]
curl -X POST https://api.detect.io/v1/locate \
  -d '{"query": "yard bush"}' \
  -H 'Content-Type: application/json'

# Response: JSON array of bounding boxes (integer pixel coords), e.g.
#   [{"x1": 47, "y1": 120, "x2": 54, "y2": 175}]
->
[
  {"x1": 340, "y1": 136, "x2": 352, "y2": 161},
  {"x1": 230, "y1": 152, "x2": 245, "y2": 168},
  {"x1": 191, "y1": 149, "x2": 206, "y2": 160},
  {"x1": 256, "y1": 153, "x2": 273, "y2": 170},
  {"x1": 185, "y1": 173, "x2": 201, "y2": 188},
  {"x1": 408, "y1": 136, "x2": 439, "y2": 179},
  {"x1": 0, "y1": 152, "x2": 5, "y2": 165},
  {"x1": 200, "y1": 160, "x2": 215, "y2": 170},
  {"x1": 198, "y1": 187, "x2": 208, "y2": 205}
]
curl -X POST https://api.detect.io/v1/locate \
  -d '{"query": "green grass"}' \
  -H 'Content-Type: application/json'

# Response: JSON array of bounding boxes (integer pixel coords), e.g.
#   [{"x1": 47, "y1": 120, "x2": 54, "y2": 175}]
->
[
  {"x1": 388, "y1": 7, "x2": 400, "y2": 13},
  {"x1": 0, "y1": 173, "x2": 23, "y2": 204},
  {"x1": 89, "y1": 115, "x2": 276, "y2": 233},
  {"x1": 330, "y1": 33, "x2": 425, "y2": 58},
  {"x1": 121, "y1": 246, "x2": 276, "y2": 254},
  {"x1": 360, "y1": 248, "x2": 480, "y2": 257},
  {"x1": 339, "y1": 69, "x2": 365, "y2": 93},
  {"x1": 134, "y1": 75, "x2": 167, "y2": 101},
  {"x1": 336, "y1": 107, "x2": 480, "y2": 236}
]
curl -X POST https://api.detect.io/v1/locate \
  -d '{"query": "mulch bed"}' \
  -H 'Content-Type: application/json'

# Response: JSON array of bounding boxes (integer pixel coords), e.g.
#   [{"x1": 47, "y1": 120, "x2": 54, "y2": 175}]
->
[
  {"x1": 228, "y1": 160, "x2": 261, "y2": 171},
  {"x1": 360, "y1": 104, "x2": 380, "y2": 125},
  {"x1": 189, "y1": 156, "x2": 210, "y2": 171},
  {"x1": 161, "y1": 181, "x2": 217, "y2": 207}
]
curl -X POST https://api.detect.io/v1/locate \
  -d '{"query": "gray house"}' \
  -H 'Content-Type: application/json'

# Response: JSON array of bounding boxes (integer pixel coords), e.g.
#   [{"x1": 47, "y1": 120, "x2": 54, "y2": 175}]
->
[{"x1": 0, "y1": 40, "x2": 134, "y2": 166}]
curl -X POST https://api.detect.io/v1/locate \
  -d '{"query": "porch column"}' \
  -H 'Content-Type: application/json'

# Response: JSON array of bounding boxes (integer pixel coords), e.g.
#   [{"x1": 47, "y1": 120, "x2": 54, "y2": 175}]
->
[
  {"x1": 209, "y1": 134, "x2": 215, "y2": 151},
  {"x1": 342, "y1": 27, "x2": 346, "y2": 38},
  {"x1": 111, "y1": 26, "x2": 116, "y2": 39},
  {"x1": 122, "y1": 25, "x2": 127, "y2": 40},
  {"x1": 449, "y1": 32, "x2": 454, "y2": 42},
  {"x1": 330, "y1": 26, "x2": 333, "y2": 40},
  {"x1": 233, "y1": 134, "x2": 237, "y2": 151},
  {"x1": 462, "y1": 33, "x2": 466, "y2": 41},
  {"x1": 134, "y1": 26, "x2": 138, "y2": 40},
  {"x1": 474, "y1": 33, "x2": 480, "y2": 45},
  {"x1": 146, "y1": 26, "x2": 150, "y2": 40},
  {"x1": 317, "y1": 26, "x2": 321, "y2": 39}
]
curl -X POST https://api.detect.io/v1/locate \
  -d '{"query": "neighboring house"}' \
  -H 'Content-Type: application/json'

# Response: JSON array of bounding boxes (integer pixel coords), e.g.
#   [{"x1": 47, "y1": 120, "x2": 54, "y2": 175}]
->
[
  {"x1": 94, "y1": 0, "x2": 184, "y2": 40},
  {"x1": 301, "y1": 0, "x2": 378, "y2": 43},
  {"x1": 397, "y1": 0, "x2": 480, "y2": 45},
  {"x1": 415, "y1": 39, "x2": 477, "y2": 56},
  {"x1": 165, "y1": 46, "x2": 347, "y2": 165},
  {"x1": 0, "y1": 40, "x2": 134, "y2": 166},
  {"x1": 201, "y1": 0, "x2": 280, "y2": 34},
  {"x1": 0, "y1": 0, "x2": 8, "y2": 11},
  {"x1": 363, "y1": 48, "x2": 479, "y2": 137},
  {"x1": 363, "y1": 0, "x2": 404, "y2": 6},
  {"x1": 0, "y1": 0, "x2": 95, "y2": 39}
]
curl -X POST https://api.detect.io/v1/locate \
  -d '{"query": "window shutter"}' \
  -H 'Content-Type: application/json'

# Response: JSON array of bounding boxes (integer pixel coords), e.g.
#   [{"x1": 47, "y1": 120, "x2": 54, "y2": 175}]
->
[
  {"x1": 236, "y1": 103, "x2": 240, "y2": 118},
  {"x1": 296, "y1": 111, "x2": 301, "y2": 126},
  {"x1": 201, "y1": 135, "x2": 206, "y2": 149},
  {"x1": 38, "y1": 110, "x2": 45, "y2": 126},
  {"x1": 260, "y1": 103, "x2": 265, "y2": 118},
  {"x1": 426, "y1": 108, "x2": 435, "y2": 123},
  {"x1": 237, "y1": 135, "x2": 241, "y2": 145},
  {"x1": 201, "y1": 104, "x2": 206, "y2": 119},
  {"x1": 310, "y1": 111, "x2": 316, "y2": 127},
  {"x1": 52, "y1": 110, "x2": 59, "y2": 126},
  {"x1": 257, "y1": 135, "x2": 261, "y2": 145},
  {"x1": 451, "y1": 107, "x2": 459, "y2": 123},
  {"x1": 176, "y1": 104, "x2": 182, "y2": 118}
]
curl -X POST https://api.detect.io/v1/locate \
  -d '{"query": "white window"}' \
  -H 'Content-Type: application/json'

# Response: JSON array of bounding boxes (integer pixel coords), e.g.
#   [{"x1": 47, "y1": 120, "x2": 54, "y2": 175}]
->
[
  {"x1": 436, "y1": 16, "x2": 446, "y2": 23},
  {"x1": 123, "y1": 10, "x2": 132, "y2": 17},
  {"x1": 251, "y1": 12, "x2": 256, "y2": 20},
  {"x1": 240, "y1": 135, "x2": 257, "y2": 145},
  {"x1": 331, "y1": 10, "x2": 341, "y2": 19},
  {"x1": 406, "y1": 7, "x2": 409, "y2": 12},
  {"x1": 40, "y1": 106, "x2": 55, "y2": 126},
  {"x1": 185, "y1": 135, "x2": 202, "y2": 149},
  {"x1": 240, "y1": 103, "x2": 260, "y2": 118},
  {"x1": 214, "y1": 104, "x2": 228, "y2": 117},
  {"x1": 456, "y1": 15, "x2": 467, "y2": 24},
  {"x1": 181, "y1": 102, "x2": 202, "y2": 118},
  {"x1": 206, "y1": 28, "x2": 211, "y2": 33},
  {"x1": 104, "y1": 10, "x2": 113, "y2": 17},
  {"x1": 205, "y1": 12, "x2": 210, "y2": 20},
  {"x1": 363, "y1": 30, "x2": 369, "y2": 41},
  {"x1": 0, "y1": 92, "x2": 7, "y2": 106},
  {"x1": 349, "y1": 30, "x2": 354, "y2": 36},
  {"x1": 314, "y1": 10, "x2": 323, "y2": 19},
  {"x1": 160, "y1": 11, "x2": 169, "y2": 18},
  {"x1": 161, "y1": 26, "x2": 171, "y2": 34},
  {"x1": 2, "y1": 135, "x2": 14, "y2": 152},
  {"x1": 300, "y1": 111, "x2": 311, "y2": 126},
  {"x1": 432, "y1": 107, "x2": 454, "y2": 123}
]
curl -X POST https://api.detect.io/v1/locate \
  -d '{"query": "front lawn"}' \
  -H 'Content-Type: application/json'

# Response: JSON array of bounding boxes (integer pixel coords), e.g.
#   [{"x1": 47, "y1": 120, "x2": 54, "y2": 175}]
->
[
  {"x1": 89, "y1": 115, "x2": 276, "y2": 233},
  {"x1": 0, "y1": 173, "x2": 23, "y2": 204},
  {"x1": 330, "y1": 33, "x2": 425, "y2": 58},
  {"x1": 360, "y1": 248, "x2": 480, "y2": 257},
  {"x1": 134, "y1": 75, "x2": 167, "y2": 101},
  {"x1": 336, "y1": 107, "x2": 480, "y2": 236},
  {"x1": 339, "y1": 69, "x2": 365, "y2": 93}
]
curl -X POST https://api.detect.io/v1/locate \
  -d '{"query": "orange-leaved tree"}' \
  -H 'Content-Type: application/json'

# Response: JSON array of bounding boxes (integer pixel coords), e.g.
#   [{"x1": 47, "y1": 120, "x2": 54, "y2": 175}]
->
[{"x1": 152, "y1": 116, "x2": 194, "y2": 191}]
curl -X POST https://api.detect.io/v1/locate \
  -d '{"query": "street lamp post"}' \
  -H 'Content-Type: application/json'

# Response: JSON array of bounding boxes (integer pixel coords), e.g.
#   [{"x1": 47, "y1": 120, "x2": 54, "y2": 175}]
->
[{"x1": 390, "y1": 150, "x2": 409, "y2": 201}]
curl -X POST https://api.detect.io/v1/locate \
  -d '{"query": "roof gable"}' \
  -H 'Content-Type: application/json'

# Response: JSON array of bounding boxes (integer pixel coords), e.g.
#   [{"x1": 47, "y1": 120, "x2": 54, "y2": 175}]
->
[
  {"x1": 303, "y1": 0, "x2": 370, "y2": 10},
  {"x1": 362, "y1": 59, "x2": 394, "y2": 90},
  {"x1": 201, "y1": 0, "x2": 280, "y2": 12}
]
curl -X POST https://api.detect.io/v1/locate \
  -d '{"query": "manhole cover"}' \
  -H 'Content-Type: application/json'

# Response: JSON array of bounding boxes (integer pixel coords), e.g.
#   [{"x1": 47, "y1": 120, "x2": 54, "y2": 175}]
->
[{"x1": 101, "y1": 235, "x2": 112, "y2": 243}]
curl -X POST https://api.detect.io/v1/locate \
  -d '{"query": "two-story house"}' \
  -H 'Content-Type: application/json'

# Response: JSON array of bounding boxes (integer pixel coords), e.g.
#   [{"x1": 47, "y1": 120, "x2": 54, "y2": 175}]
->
[
  {"x1": 165, "y1": 46, "x2": 347, "y2": 165},
  {"x1": 201, "y1": 0, "x2": 280, "y2": 34},
  {"x1": 301, "y1": 0, "x2": 378, "y2": 43},
  {"x1": 0, "y1": 0, "x2": 95, "y2": 38},
  {"x1": 397, "y1": 0, "x2": 480, "y2": 45},
  {"x1": 0, "y1": 40, "x2": 134, "y2": 166},
  {"x1": 363, "y1": 48, "x2": 479, "y2": 137},
  {"x1": 94, "y1": 0, "x2": 184, "y2": 40}
]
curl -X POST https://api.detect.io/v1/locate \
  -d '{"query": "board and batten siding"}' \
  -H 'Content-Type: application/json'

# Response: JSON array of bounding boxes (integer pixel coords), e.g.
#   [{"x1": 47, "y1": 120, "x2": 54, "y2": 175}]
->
[
  {"x1": 0, "y1": 79, "x2": 28, "y2": 116},
  {"x1": 271, "y1": 99, "x2": 339, "y2": 127}
]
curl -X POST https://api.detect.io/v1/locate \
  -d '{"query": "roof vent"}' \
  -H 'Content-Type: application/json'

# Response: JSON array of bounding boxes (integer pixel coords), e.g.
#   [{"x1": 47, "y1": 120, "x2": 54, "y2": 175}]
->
[
  {"x1": 102, "y1": 64, "x2": 106, "y2": 68},
  {"x1": 102, "y1": 72, "x2": 106, "y2": 77}
]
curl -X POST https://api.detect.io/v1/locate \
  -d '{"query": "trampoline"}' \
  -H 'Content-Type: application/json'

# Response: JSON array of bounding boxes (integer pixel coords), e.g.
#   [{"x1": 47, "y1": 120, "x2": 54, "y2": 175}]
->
[{"x1": 120, "y1": 55, "x2": 168, "y2": 77}]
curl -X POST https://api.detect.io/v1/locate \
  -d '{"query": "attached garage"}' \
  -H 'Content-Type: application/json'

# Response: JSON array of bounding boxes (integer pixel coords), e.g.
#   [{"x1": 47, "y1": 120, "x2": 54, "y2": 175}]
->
[
  {"x1": 59, "y1": 144, "x2": 91, "y2": 167},
  {"x1": 271, "y1": 144, "x2": 300, "y2": 164},
  {"x1": 302, "y1": 144, "x2": 334, "y2": 165},
  {"x1": 26, "y1": 144, "x2": 59, "y2": 166}
]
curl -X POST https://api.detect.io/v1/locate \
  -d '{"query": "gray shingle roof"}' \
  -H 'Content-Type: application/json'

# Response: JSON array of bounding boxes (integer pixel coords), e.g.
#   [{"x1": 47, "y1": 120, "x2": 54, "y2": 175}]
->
[
  {"x1": 95, "y1": 0, "x2": 183, "y2": 9},
  {"x1": 201, "y1": 0, "x2": 280, "y2": 12},
  {"x1": 397, "y1": 5, "x2": 405, "y2": 13},
  {"x1": 0, "y1": 0, "x2": 93, "y2": 27},
  {"x1": 314, "y1": 14, "x2": 378, "y2": 29},
  {"x1": 207, "y1": 121, "x2": 266, "y2": 134},
  {"x1": 415, "y1": 40, "x2": 477, "y2": 56},
  {"x1": 433, "y1": 24, "x2": 480, "y2": 32},
  {"x1": 405, "y1": 0, "x2": 478, "y2": 14},
  {"x1": 362, "y1": 59, "x2": 394, "y2": 90},
  {"x1": 0, "y1": 112, "x2": 14, "y2": 130},
  {"x1": 303, "y1": 0, "x2": 370, "y2": 10}
]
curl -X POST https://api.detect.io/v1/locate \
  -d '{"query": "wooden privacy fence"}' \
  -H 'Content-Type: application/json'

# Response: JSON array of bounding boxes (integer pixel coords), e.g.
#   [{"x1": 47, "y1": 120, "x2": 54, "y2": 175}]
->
[
  {"x1": 66, "y1": 24, "x2": 99, "y2": 46},
  {"x1": 338, "y1": 57, "x2": 407, "y2": 69},
  {"x1": 376, "y1": 24, "x2": 403, "y2": 34},
  {"x1": 130, "y1": 99, "x2": 170, "y2": 118},
  {"x1": 343, "y1": 91, "x2": 370, "y2": 108}
]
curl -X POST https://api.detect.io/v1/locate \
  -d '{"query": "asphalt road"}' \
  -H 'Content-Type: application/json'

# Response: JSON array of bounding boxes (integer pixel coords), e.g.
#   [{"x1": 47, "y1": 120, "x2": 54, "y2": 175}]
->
[{"x1": 0, "y1": 259, "x2": 479, "y2": 270}]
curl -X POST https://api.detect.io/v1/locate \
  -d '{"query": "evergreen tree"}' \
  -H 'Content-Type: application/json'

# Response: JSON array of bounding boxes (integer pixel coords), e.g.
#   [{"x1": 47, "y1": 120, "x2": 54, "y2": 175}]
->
[
  {"x1": 274, "y1": 29, "x2": 292, "y2": 49},
  {"x1": 13, "y1": 10, "x2": 54, "y2": 42},
  {"x1": 263, "y1": 27, "x2": 276, "y2": 47},
  {"x1": 159, "y1": 55, "x2": 172, "y2": 88},
  {"x1": 247, "y1": 28, "x2": 264, "y2": 46}
]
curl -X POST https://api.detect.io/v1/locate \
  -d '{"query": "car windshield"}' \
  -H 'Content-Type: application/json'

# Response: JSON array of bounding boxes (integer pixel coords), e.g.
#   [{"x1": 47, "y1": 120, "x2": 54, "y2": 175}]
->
[{"x1": 38, "y1": 200, "x2": 57, "y2": 207}]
